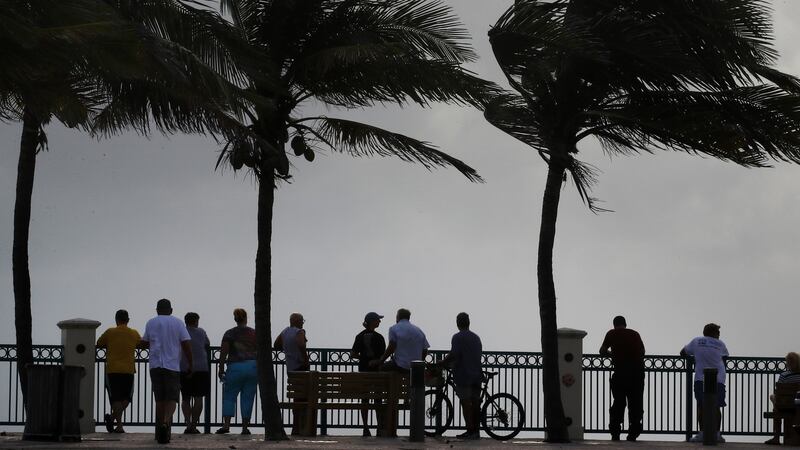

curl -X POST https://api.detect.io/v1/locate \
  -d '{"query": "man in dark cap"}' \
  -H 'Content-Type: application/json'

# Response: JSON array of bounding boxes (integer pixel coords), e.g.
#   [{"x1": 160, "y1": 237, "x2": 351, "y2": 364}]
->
[
  {"x1": 599, "y1": 315, "x2": 645, "y2": 442},
  {"x1": 351, "y1": 312, "x2": 386, "y2": 437}
]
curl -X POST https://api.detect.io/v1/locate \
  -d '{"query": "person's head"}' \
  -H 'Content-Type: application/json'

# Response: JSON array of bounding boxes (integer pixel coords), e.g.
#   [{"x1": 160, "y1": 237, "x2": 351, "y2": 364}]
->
[
  {"x1": 363, "y1": 312, "x2": 383, "y2": 330},
  {"x1": 115, "y1": 309, "x2": 129, "y2": 325},
  {"x1": 156, "y1": 299, "x2": 172, "y2": 316},
  {"x1": 786, "y1": 352, "x2": 800, "y2": 372},
  {"x1": 233, "y1": 308, "x2": 247, "y2": 325},
  {"x1": 613, "y1": 316, "x2": 627, "y2": 328},
  {"x1": 184, "y1": 312, "x2": 199, "y2": 327},
  {"x1": 702, "y1": 323, "x2": 721, "y2": 339},
  {"x1": 396, "y1": 308, "x2": 411, "y2": 322},
  {"x1": 456, "y1": 312, "x2": 470, "y2": 330},
  {"x1": 290, "y1": 312, "x2": 304, "y2": 328}
]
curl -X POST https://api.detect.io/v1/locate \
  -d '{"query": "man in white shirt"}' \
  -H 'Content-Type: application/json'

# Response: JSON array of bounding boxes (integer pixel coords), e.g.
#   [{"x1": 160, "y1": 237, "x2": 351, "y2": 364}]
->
[
  {"x1": 141, "y1": 299, "x2": 192, "y2": 444},
  {"x1": 681, "y1": 323, "x2": 729, "y2": 443},
  {"x1": 372, "y1": 308, "x2": 429, "y2": 372}
]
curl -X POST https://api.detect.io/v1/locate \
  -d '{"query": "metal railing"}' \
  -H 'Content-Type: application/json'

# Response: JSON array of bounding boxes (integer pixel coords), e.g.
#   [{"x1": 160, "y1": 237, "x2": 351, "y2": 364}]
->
[{"x1": 0, "y1": 344, "x2": 786, "y2": 438}]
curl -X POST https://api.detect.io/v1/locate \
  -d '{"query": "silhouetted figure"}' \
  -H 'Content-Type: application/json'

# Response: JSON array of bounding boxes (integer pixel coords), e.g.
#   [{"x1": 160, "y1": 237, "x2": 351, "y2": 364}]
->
[
  {"x1": 371, "y1": 308, "x2": 429, "y2": 372},
  {"x1": 274, "y1": 313, "x2": 309, "y2": 435},
  {"x1": 179, "y1": 312, "x2": 210, "y2": 434},
  {"x1": 96, "y1": 309, "x2": 141, "y2": 434},
  {"x1": 437, "y1": 312, "x2": 482, "y2": 440},
  {"x1": 599, "y1": 315, "x2": 645, "y2": 442},
  {"x1": 681, "y1": 323, "x2": 729, "y2": 443},
  {"x1": 765, "y1": 352, "x2": 800, "y2": 445},
  {"x1": 141, "y1": 299, "x2": 192, "y2": 445},
  {"x1": 351, "y1": 312, "x2": 386, "y2": 437},
  {"x1": 216, "y1": 308, "x2": 257, "y2": 435}
]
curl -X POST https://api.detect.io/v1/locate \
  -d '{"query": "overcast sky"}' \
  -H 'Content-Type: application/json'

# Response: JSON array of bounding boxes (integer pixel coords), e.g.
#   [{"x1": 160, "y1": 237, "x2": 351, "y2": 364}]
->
[{"x1": 1, "y1": 1, "x2": 799, "y2": 358}]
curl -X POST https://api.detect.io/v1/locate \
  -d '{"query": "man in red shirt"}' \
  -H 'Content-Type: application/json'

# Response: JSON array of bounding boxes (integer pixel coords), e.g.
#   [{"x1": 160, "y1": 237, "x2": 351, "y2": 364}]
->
[{"x1": 599, "y1": 316, "x2": 645, "y2": 442}]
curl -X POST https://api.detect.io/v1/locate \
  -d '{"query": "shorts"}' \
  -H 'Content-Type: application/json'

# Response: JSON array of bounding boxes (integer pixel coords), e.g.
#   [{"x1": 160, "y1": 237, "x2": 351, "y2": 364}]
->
[
  {"x1": 694, "y1": 380, "x2": 727, "y2": 407},
  {"x1": 106, "y1": 373, "x2": 134, "y2": 403},
  {"x1": 180, "y1": 371, "x2": 210, "y2": 398},
  {"x1": 454, "y1": 383, "x2": 480, "y2": 402},
  {"x1": 150, "y1": 368, "x2": 180, "y2": 402}
]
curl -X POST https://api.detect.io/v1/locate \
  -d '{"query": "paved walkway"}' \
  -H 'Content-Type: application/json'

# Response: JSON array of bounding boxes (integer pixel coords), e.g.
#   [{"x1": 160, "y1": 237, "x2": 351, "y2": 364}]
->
[{"x1": 0, "y1": 433, "x2": 774, "y2": 449}]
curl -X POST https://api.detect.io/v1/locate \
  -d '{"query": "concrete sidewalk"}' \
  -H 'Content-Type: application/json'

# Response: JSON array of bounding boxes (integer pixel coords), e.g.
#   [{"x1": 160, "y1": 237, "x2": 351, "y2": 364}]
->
[{"x1": 0, "y1": 432, "x2": 773, "y2": 449}]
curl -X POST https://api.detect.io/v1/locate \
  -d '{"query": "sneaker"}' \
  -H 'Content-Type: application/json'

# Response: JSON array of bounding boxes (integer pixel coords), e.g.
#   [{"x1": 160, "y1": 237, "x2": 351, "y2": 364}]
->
[
  {"x1": 457, "y1": 431, "x2": 480, "y2": 440},
  {"x1": 215, "y1": 427, "x2": 230, "y2": 434},
  {"x1": 156, "y1": 424, "x2": 170, "y2": 444},
  {"x1": 765, "y1": 437, "x2": 780, "y2": 445},
  {"x1": 241, "y1": 428, "x2": 251, "y2": 435},
  {"x1": 104, "y1": 414, "x2": 114, "y2": 433},
  {"x1": 611, "y1": 433, "x2": 620, "y2": 441},
  {"x1": 626, "y1": 434, "x2": 638, "y2": 442},
  {"x1": 690, "y1": 432, "x2": 703, "y2": 442},
  {"x1": 362, "y1": 429, "x2": 371, "y2": 437}
]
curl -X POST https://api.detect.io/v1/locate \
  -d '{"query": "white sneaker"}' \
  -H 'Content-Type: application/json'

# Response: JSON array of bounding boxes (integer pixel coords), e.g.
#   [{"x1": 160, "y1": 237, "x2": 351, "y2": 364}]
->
[{"x1": 690, "y1": 432, "x2": 704, "y2": 442}]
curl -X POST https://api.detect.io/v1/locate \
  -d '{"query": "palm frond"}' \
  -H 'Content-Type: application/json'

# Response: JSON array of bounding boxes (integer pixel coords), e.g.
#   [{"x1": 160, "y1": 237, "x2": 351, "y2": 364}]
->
[{"x1": 306, "y1": 116, "x2": 482, "y2": 182}]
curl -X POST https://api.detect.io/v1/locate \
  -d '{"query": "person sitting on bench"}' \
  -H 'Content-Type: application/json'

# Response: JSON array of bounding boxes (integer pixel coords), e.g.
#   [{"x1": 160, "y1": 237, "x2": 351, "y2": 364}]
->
[{"x1": 765, "y1": 352, "x2": 800, "y2": 445}]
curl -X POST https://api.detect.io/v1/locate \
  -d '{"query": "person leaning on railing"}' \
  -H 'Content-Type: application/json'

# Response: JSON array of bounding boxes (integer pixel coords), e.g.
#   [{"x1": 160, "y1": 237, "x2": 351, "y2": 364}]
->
[
  {"x1": 96, "y1": 309, "x2": 142, "y2": 434},
  {"x1": 765, "y1": 352, "x2": 800, "y2": 445},
  {"x1": 216, "y1": 308, "x2": 257, "y2": 435}
]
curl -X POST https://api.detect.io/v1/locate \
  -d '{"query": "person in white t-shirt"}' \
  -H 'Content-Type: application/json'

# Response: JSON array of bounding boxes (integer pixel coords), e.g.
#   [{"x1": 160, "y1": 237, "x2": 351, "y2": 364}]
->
[
  {"x1": 681, "y1": 323, "x2": 729, "y2": 443},
  {"x1": 141, "y1": 299, "x2": 192, "y2": 444}
]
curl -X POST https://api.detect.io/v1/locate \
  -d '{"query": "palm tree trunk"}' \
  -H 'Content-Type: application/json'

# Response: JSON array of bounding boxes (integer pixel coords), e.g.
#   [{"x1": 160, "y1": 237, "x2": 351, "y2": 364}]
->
[
  {"x1": 254, "y1": 163, "x2": 288, "y2": 440},
  {"x1": 538, "y1": 161, "x2": 569, "y2": 442},
  {"x1": 13, "y1": 109, "x2": 40, "y2": 404}
]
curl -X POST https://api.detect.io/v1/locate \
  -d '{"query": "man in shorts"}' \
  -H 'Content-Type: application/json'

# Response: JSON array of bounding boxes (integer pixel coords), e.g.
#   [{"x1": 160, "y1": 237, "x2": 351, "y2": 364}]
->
[
  {"x1": 141, "y1": 299, "x2": 192, "y2": 444},
  {"x1": 681, "y1": 323, "x2": 729, "y2": 443},
  {"x1": 96, "y1": 309, "x2": 141, "y2": 433},
  {"x1": 180, "y1": 312, "x2": 210, "y2": 434},
  {"x1": 437, "y1": 312, "x2": 482, "y2": 440}
]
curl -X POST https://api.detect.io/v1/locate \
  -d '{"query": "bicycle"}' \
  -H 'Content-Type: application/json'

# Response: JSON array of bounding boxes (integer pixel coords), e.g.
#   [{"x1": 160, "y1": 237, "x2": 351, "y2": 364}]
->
[{"x1": 423, "y1": 367, "x2": 524, "y2": 440}]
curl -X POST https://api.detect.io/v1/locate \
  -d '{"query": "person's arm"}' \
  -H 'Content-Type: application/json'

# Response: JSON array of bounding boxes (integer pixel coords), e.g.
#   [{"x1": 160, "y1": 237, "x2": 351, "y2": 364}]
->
[
  {"x1": 181, "y1": 340, "x2": 193, "y2": 375},
  {"x1": 351, "y1": 333, "x2": 363, "y2": 360},
  {"x1": 598, "y1": 332, "x2": 611, "y2": 356},
  {"x1": 371, "y1": 341, "x2": 396, "y2": 368},
  {"x1": 96, "y1": 331, "x2": 108, "y2": 349},
  {"x1": 273, "y1": 333, "x2": 283, "y2": 351},
  {"x1": 297, "y1": 330, "x2": 309, "y2": 366},
  {"x1": 218, "y1": 340, "x2": 230, "y2": 380},
  {"x1": 139, "y1": 325, "x2": 150, "y2": 349}
]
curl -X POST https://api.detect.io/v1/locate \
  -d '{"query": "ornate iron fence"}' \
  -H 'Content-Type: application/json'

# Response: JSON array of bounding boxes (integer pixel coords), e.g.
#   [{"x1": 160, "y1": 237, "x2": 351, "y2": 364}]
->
[{"x1": 0, "y1": 344, "x2": 786, "y2": 438}]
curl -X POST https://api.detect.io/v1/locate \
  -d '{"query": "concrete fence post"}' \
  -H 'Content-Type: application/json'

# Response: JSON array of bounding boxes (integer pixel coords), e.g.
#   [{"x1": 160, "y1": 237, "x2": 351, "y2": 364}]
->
[
  {"x1": 703, "y1": 368, "x2": 718, "y2": 446},
  {"x1": 57, "y1": 318, "x2": 101, "y2": 434},
  {"x1": 557, "y1": 328, "x2": 588, "y2": 441},
  {"x1": 409, "y1": 360, "x2": 426, "y2": 442}
]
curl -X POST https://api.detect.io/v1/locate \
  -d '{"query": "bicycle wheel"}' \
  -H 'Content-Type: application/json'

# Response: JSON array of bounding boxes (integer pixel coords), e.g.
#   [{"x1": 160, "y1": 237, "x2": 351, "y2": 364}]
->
[
  {"x1": 424, "y1": 389, "x2": 453, "y2": 437},
  {"x1": 481, "y1": 392, "x2": 524, "y2": 440}
]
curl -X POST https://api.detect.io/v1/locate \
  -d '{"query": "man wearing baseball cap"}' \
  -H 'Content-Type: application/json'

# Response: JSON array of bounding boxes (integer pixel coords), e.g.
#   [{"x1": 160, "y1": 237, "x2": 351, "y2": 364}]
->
[{"x1": 351, "y1": 312, "x2": 386, "y2": 436}]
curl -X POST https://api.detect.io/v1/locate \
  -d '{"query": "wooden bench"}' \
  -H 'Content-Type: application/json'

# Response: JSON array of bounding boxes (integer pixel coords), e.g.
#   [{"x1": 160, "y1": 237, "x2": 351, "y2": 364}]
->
[
  {"x1": 279, "y1": 371, "x2": 409, "y2": 437},
  {"x1": 763, "y1": 382, "x2": 800, "y2": 446}
]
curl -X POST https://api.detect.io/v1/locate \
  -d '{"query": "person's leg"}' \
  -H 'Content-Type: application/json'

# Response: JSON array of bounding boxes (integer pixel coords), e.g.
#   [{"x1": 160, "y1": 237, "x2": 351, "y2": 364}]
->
[
  {"x1": 239, "y1": 362, "x2": 258, "y2": 433},
  {"x1": 191, "y1": 396, "x2": 204, "y2": 426},
  {"x1": 219, "y1": 363, "x2": 242, "y2": 432},
  {"x1": 626, "y1": 369, "x2": 645, "y2": 440},
  {"x1": 360, "y1": 398, "x2": 371, "y2": 436},
  {"x1": 608, "y1": 371, "x2": 626, "y2": 440}
]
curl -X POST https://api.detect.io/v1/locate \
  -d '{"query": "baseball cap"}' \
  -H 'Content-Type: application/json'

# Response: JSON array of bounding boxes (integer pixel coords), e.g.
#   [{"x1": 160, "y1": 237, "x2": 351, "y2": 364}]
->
[{"x1": 363, "y1": 312, "x2": 384, "y2": 324}]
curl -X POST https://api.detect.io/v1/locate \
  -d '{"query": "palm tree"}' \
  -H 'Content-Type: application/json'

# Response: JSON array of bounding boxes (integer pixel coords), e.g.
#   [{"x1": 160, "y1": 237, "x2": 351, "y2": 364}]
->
[
  {"x1": 1, "y1": 0, "x2": 248, "y2": 401},
  {"x1": 214, "y1": 0, "x2": 498, "y2": 439},
  {"x1": 485, "y1": 0, "x2": 800, "y2": 442}
]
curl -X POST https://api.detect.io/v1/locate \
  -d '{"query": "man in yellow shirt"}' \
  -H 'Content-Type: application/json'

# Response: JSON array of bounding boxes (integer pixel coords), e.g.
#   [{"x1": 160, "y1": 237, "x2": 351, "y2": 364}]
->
[{"x1": 96, "y1": 310, "x2": 141, "y2": 433}]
